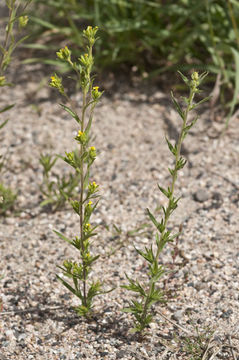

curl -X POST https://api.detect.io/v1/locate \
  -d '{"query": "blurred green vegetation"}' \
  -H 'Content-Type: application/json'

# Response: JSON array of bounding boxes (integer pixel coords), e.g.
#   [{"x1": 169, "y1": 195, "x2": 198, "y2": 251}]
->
[{"x1": 27, "y1": 0, "x2": 239, "y2": 122}]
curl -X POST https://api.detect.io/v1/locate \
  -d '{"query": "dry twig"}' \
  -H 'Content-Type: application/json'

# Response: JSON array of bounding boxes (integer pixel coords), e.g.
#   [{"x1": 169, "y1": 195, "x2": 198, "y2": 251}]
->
[{"x1": 157, "y1": 309, "x2": 196, "y2": 336}]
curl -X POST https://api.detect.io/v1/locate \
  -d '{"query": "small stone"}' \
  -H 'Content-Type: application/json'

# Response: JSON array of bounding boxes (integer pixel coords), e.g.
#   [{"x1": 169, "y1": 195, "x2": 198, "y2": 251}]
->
[
  {"x1": 0, "y1": 354, "x2": 8, "y2": 360},
  {"x1": 172, "y1": 310, "x2": 184, "y2": 321},
  {"x1": 116, "y1": 350, "x2": 128, "y2": 359},
  {"x1": 193, "y1": 189, "x2": 209, "y2": 203},
  {"x1": 17, "y1": 333, "x2": 26, "y2": 342},
  {"x1": 221, "y1": 309, "x2": 233, "y2": 318},
  {"x1": 4, "y1": 217, "x2": 15, "y2": 225}
]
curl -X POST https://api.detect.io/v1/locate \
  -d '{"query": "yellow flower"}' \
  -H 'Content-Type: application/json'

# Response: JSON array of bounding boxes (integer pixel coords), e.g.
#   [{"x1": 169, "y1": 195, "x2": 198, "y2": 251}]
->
[
  {"x1": 84, "y1": 223, "x2": 91, "y2": 233},
  {"x1": 76, "y1": 131, "x2": 87, "y2": 145},
  {"x1": 92, "y1": 86, "x2": 102, "y2": 100},
  {"x1": 88, "y1": 181, "x2": 98, "y2": 194}
]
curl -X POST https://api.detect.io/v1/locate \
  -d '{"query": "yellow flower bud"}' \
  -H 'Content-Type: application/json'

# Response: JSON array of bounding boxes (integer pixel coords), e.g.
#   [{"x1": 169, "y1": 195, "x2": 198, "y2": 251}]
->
[
  {"x1": 0, "y1": 76, "x2": 6, "y2": 86},
  {"x1": 92, "y1": 86, "x2": 102, "y2": 100},
  {"x1": 76, "y1": 131, "x2": 87, "y2": 145},
  {"x1": 56, "y1": 46, "x2": 71, "y2": 62},
  {"x1": 19, "y1": 15, "x2": 28, "y2": 28},
  {"x1": 49, "y1": 73, "x2": 65, "y2": 94}
]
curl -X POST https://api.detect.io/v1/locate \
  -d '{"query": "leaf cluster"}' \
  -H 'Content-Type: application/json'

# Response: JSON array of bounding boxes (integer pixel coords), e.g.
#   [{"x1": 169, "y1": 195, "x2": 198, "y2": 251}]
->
[
  {"x1": 0, "y1": 182, "x2": 17, "y2": 216},
  {"x1": 39, "y1": 153, "x2": 80, "y2": 211}
]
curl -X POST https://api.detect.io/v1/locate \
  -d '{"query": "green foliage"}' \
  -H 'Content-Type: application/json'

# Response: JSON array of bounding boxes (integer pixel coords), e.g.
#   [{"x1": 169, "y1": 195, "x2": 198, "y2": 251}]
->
[
  {"x1": 122, "y1": 71, "x2": 209, "y2": 333},
  {"x1": 39, "y1": 153, "x2": 80, "y2": 211},
  {"x1": 0, "y1": 183, "x2": 17, "y2": 215},
  {"x1": 0, "y1": 0, "x2": 31, "y2": 128},
  {"x1": 181, "y1": 325, "x2": 215, "y2": 360},
  {"x1": 0, "y1": 0, "x2": 31, "y2": 79},
  {"x1": 28, "y1": 0, "x2": 239, "y2": 125},
  {"x1": 51, "y1": 26, "x2": 109, "y2": 317},
  {"x1": 0, "y1": 0, "x2": 31, "y2": 215}
]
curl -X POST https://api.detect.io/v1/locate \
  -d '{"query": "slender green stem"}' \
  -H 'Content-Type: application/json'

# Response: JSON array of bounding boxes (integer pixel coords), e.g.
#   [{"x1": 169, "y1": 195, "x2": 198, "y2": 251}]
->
[
  {"x1": 80, "y1": 88, "x2": 87, "y2": 306},
  {"x1": 79, "y1": 42, "x2": 94, "y2": 309}
]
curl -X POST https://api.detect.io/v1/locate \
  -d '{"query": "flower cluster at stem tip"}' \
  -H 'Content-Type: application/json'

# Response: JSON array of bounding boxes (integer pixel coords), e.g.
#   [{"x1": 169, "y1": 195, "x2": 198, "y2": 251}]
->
[
  {"x1": 56, "y1": 46, "x2": 72, "y2": 63},
  {"x1": 88, "y1": 181, "x2": 98, "y2": 194},
  {"x1": 92, "y1": 86, "x2": 102, "y2": 100},
  {"x1": 50, "y1": 74, "x2": 65, "y2": 95},
  {"x1": 83, "y1": 26, "x2": 99, "y2": 46},
  {"x1": 76, "y1": 130, "x2": 87, "y2": 145},
  {"x1": 191, "y1": 71, "x2": 199, "y2": 90}
]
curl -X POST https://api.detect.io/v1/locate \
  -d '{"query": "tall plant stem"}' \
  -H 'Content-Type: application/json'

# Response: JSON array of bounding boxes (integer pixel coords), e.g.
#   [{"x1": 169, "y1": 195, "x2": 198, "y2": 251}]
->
[
  {"x1": 140, "y1": 87, "x2": 195, "y2": 327},
  {"x1": 80, "y1": 88, "x2": 87, "y2": 306}
]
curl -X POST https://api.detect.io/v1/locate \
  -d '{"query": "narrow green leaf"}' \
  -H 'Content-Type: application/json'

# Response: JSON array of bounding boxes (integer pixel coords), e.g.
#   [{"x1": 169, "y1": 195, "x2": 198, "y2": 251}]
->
[
  {"x1": 113, "y1": 224, "x2": 122, "y2": 234},
  {"x1": 165, "y1": 137, "x2": 177, "y2": 156},
  {"x1": 171, "y1": 91, "x2": 185, "y2": 120},
  {"x1": 177, "y1": 71, "x2": 189, "y2": 85},
  {"x1": 190, "y1": 96, "x2": 211, "y2": 110},
  {"x1": 158, "y1": 185, "x2": 170, "y2": 198},
  {"x1": 60, "y1": 104, "x2": 81, "y2": 123},
  {"x1": 31, "y1": 15, "x2": 60, "y2": 30},
  {"x1": 85, "y1": 112, "x2": 93, "y2": 135},
  {"x1": 0, "y1": 104, "x2": 14, "y2": 114},
  {"x1": 56, "y1": 275, "x2": 82, "y2": 300},
  {"x1": 146, "y1": 208, "x2": 159, "y2": 229},
  {"x1": 0, "y1": 119, "x2": 8, "y2": 129},
  {"x1": 40, "y1": 198, "x2": 55, "y2": 207},
  {"x1": 53, "y1": 230, "x2": 72, "y2": 245},
  {"x1": 12, "y1": 35, "x2": 29, "y2": 52}
]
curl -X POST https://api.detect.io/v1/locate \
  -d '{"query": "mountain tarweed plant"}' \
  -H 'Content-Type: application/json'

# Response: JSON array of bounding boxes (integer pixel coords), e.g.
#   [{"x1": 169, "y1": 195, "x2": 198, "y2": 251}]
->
[
  {"x1": 50, "y1": 26, "x2": 111, "y2": 317},
  {"x1": 39, "y1": 153, "x2": 80, "y2": 211},
  {"x1": 122, "y1": 71, "x2": 209, "y2": 333},
  {"x1": 0, "y1": 0, "x2": 31, "y2": 215}
]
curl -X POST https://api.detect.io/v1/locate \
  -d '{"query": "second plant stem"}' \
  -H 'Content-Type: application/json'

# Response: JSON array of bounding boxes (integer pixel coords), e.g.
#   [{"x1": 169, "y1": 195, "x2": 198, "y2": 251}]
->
[{"x1": 141, "y1": 88, "x2": 195, "y2": 325}]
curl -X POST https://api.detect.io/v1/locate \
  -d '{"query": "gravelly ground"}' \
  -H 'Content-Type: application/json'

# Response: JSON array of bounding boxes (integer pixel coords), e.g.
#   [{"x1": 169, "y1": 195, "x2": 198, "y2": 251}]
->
[{"x1": 0, "y1": 57, "x2": 238, "y2": 360}]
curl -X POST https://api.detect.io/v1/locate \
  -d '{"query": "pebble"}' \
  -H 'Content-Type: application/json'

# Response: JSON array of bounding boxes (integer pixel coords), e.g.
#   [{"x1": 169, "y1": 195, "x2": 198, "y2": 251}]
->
[
  {"x1": 172, "y1": 310, "x2": 184, "y2": 321},
  {"x1": 4, "y1": 217, "x2": 16, "y2": 225},
  {"x1": 193, "y1": 189, "x2": 209, "y2": 202}
]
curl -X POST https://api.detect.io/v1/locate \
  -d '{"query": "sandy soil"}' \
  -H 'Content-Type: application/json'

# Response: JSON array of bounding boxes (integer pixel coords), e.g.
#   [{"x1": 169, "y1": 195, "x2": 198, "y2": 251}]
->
[{"x1": 0, "y1": 57, "x2": 238, "y2": 359}]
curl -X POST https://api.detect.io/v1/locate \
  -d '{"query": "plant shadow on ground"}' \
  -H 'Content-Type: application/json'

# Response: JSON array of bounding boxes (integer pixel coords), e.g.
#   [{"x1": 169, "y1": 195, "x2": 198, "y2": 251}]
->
[
  {"x1": 2, "y1": 277, "x2": 238, "y2": 358},
  {"x1": 6, "y1": 291, "x2": 136, "y2": 344}
]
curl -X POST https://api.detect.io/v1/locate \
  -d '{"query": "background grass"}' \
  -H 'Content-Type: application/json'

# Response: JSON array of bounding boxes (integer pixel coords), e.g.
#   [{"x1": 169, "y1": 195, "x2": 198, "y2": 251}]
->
[{"x1": 26, "y1": 0, "x2": 239, "y2": 121}]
